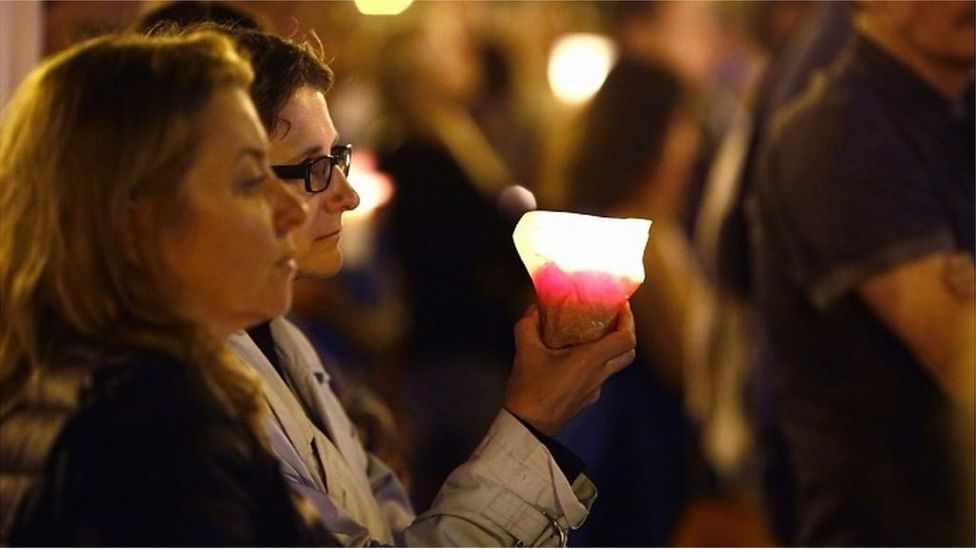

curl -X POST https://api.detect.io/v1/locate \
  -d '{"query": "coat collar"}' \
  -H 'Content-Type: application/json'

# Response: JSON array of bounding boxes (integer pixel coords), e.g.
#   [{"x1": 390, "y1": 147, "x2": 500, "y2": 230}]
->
[
  {"x1": 267, "y1": 317, "x2": 362, "y2": 468},
  {"x1": 226, "y1": 327, "x2": 326, "y2": 489},
  {"x1": 268, "y1": 319, "x2": 337, "y2": 436}
]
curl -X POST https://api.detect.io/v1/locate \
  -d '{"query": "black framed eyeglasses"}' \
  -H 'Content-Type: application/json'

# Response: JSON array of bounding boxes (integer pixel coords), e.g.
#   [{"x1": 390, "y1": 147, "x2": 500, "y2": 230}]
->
[{"x1": 271, "y1": 144, "x2": 352, "y2": 193}]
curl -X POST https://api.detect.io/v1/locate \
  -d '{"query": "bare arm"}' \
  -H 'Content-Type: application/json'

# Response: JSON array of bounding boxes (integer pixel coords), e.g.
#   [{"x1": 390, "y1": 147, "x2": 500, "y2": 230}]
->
[{"x1": 859, "y1": 252, "x2": 975, "y2": 405}]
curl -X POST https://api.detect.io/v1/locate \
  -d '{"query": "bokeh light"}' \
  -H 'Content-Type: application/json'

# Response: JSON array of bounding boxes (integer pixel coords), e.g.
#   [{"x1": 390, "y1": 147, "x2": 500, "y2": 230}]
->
[
  {"x1": 547, "y1": 33, "x2": 617, "y2": 105},
  {"x1": 353, "y1": 0, "x2": 413, "y2": 16}
]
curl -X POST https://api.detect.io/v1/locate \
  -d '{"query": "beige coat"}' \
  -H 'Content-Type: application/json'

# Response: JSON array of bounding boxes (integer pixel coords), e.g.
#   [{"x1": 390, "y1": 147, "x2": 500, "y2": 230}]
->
[{"x1": 227, "y1": 317, "x2": 596, "y2": 547}]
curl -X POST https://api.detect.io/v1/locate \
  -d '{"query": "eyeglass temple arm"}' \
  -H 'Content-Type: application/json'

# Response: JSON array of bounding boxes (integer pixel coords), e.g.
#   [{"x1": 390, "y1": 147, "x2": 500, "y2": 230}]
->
[{"x1": 271, "y1": 165, "x2": 308, "y2": 180}]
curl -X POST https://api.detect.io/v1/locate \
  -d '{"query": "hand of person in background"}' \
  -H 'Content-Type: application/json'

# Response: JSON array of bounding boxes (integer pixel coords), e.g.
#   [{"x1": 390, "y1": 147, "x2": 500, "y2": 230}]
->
[{"x1": 504, "y1": 303, "x2": 637, "y2": 436}]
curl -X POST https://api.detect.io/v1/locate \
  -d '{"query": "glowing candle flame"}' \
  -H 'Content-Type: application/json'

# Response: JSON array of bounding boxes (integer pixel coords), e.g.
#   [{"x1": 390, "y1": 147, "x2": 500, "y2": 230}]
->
[
  {"x1": 513, "y1": 210, "x2": 651, "y2": 348},
  {"x1": 513, "y1": 210, "x2": 651, "y2": 281}
]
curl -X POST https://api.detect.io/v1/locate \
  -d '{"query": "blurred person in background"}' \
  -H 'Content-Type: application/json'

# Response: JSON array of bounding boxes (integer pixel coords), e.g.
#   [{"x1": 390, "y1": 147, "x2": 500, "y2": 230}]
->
[
  {"x1": 469, "y1": 33, "x2": 544, "y2": 191},
  {"x1": 373, "y1": 14, "x2": 535, "y2": 510},
  {"x1": 555, "y1": 57, "x2": 707, "y2": 547},
  {"x1": 693, "y1": 2, "x2": 846, "y2": 542},
  {"x1": 749, "y1": 0, "x2": 975, "y2": 544},
  {"x1": 597, "y1": 0, "x2": 763, "y2": 237},
  {"x1": 0, "y1": 30, "x2": 335, "y2": 545}
]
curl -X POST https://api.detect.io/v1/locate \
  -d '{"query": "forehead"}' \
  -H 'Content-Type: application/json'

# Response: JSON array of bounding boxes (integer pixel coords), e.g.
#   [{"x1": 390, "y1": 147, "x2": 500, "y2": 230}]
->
[{"x1": 270, "y1": 86, "x2": 337, "y2": 158}]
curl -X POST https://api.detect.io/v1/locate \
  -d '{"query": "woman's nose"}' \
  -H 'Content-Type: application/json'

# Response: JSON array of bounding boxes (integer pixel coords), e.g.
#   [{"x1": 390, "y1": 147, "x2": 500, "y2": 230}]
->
[
  {"x1": 323, "y1": 168, "x2": 360, "y2": 213},
  {"x1": 271, "y1": 179, "x2": 308, "y2": 237}
]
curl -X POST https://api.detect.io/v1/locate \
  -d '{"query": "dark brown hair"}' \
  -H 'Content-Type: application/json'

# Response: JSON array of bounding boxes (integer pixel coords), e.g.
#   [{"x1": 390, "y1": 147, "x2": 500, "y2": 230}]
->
[
  {"x1": 134, "y1": 14, "x2": 335, "y2": 137},
  {"x1": 230, "y1": 29, "x2": 335, "y2": 136}
]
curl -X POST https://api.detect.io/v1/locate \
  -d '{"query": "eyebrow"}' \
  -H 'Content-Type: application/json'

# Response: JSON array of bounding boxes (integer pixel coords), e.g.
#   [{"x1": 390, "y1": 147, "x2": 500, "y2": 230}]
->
[
  {"x1": 239, "y1": 147, "x2": 267, "y2": 163},
  {"x1": 286, "y1": 145, "x2": 324, "y2": 164},
  {"x1": 284, "y1": 138, "x2": 341, "y2": 165}
]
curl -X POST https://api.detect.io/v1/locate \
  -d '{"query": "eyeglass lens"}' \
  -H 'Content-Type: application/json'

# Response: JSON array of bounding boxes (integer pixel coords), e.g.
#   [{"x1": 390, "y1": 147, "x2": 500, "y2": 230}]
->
[{"x1": 309, "y1": 147, "x2": 351, "y2": 192}]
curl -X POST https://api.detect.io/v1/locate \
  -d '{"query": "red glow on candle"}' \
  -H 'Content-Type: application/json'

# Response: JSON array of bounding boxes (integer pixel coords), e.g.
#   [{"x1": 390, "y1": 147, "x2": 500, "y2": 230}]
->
[{"x1": 532, "y1": 262, "x2": 639, "y2": 307}]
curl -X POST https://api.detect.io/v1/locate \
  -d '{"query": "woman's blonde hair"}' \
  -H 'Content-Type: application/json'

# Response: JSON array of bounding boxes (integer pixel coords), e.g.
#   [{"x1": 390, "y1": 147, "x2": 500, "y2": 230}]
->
[{"x1": 0, "y1": 31, "x2": 264, "y2": 429}]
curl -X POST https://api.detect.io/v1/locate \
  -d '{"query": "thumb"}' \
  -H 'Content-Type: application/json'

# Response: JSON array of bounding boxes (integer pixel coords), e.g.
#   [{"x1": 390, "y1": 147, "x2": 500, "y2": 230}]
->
[
  {"x1": 514, "y1": 305, "x2": 541, "y2": 339},
  {"x1": 615, "y1": 301, "x2": 635, "y2": 334}
]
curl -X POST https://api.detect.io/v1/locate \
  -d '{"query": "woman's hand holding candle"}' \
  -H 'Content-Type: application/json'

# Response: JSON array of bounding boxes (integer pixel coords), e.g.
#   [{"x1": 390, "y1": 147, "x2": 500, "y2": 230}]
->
[{"x1": 504, "y1": 302, "x2": 637, "y2": 436}]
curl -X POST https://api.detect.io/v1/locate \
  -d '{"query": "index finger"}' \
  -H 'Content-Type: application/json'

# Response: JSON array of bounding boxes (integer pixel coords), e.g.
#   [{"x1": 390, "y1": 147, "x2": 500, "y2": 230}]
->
[
  {"x1": 614, "y1": 301, "x2": 635, "y2": 335},
  {"x1": 580, "y1": 303, "x2": 637, "y2": 363}
]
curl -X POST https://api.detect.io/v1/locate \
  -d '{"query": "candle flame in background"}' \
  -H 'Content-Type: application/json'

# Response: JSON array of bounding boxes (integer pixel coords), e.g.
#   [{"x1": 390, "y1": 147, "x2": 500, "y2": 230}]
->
[
  {"x1": 339, "y1": 148, "x2": 394, "y2": 268},
  {"x1": 345, "y1": 148, "x2": 394, "y2": 220},
  {"x1": 547, "y1": 33, "x2": 617, "y2": 105},
  {"x1": 354, "y1": 0, "x2": 413, "y2": 16},
  {"x1": 513, "y1": 210, "x2": 651, "y2": 281}
]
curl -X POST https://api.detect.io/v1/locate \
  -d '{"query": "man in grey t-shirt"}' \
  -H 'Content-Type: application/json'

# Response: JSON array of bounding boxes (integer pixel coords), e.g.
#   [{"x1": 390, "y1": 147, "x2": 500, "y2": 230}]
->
[{"x1": 749, "y1": 1, "x2": 974, "y2": 545}]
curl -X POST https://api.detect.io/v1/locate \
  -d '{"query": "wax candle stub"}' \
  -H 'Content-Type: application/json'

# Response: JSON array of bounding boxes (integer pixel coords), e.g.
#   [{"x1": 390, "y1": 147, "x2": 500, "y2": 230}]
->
[{"x1": 533, "y1": 262, "x2": 639, "y2": 348}]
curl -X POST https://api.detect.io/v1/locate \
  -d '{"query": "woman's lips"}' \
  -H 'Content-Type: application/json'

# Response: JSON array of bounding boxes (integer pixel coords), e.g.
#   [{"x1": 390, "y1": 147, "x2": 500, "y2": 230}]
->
[{"x1": 316, "y1": 229, "x2": 341, "y2": 241}]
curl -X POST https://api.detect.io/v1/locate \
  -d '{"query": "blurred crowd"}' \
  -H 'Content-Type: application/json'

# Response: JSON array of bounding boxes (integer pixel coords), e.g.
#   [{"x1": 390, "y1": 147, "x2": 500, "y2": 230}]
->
[{"x1": 2, "y1": 0, "x2": 973, "y2": 546}]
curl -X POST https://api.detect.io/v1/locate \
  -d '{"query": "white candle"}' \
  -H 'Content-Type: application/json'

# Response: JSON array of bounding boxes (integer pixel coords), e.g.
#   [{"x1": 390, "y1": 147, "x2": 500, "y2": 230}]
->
[{"x1": 513, "y1": 210, "x2": 651, "y2": 348}]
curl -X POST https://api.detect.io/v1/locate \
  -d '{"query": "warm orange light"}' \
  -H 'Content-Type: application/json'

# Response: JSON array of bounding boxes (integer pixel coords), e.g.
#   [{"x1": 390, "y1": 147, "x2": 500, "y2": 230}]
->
[{"x1": 547, "y1": 33, "x2": 617, "y2": 105}]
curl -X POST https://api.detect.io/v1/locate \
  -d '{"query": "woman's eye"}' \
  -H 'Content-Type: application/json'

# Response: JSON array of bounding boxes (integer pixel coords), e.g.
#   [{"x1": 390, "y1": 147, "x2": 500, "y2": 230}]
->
[{"x1": 239, "y1": 174, "x2": 267, "y2": 194}]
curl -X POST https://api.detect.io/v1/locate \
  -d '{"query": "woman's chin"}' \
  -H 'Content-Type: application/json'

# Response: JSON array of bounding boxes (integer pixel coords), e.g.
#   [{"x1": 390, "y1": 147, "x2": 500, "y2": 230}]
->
[
  {"x1": 295, "y1": 254, "x2": 342, "y2": 280},
  {"x1": 249, "y1": 295, "x2": 292, "y2": 326}
]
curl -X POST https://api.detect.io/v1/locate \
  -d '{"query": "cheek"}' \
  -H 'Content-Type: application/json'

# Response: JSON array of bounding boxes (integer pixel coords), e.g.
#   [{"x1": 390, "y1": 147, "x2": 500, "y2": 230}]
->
[
  {"x1": 291, "y1": 200, "x2": 319, "y2": 249},
  {"x1": 185, "y1": 207, "x2": 274, "y2": 285},
  {"x1": 305, "y1": 197, "x2": 326, "y2": 231},
  {"x1": 162, "y1": 223, "x2": 231, "y2": 319},
  {"x1": 306, "y1": 195, "x2": 339, "y2": 238},
  {"x1": 183, "y1": 223, "x2": 244, "y2": 282}
]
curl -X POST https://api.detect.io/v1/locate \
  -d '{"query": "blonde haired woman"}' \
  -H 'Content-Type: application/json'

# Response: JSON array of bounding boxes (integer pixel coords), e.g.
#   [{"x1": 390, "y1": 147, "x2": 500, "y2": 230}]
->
[{"x1": 0, "y1": 31, "x2": 336, "y2": 545}]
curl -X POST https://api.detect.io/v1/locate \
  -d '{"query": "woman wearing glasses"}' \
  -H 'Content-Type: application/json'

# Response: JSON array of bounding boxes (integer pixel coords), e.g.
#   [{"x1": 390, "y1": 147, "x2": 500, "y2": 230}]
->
[
  {"x1": 0, "y1": 31, "x2": 337, "y2": 545},
  {"x1": 215, "y1": 28, "x2": 638, "y2": 546}
]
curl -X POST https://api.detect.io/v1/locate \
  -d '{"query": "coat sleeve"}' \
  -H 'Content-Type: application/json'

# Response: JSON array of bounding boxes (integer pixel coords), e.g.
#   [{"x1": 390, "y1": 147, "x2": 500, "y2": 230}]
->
[
  {"x1": 268, "y1": 319, "x2": 596, "y2": 546},
  {"x1": 318, "y1": 412, "x2": 596, "y2": 547},
  {"x1": 404, "y1": 409, "x2": 597, "y2": 547},
  {"x1": 365, "y1": 453, "x2": 418, "y2": 543}
]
